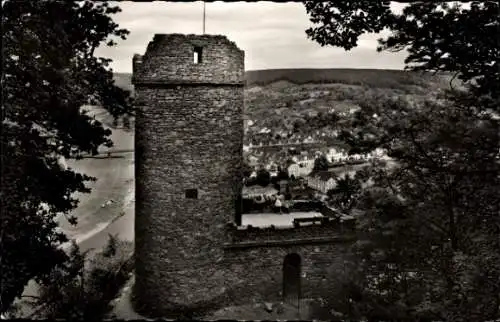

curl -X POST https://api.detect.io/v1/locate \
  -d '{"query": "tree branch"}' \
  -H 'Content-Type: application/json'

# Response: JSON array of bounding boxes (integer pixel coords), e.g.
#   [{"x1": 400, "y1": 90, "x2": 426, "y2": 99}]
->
[{"x1": 407, "y1": 128, "x2": 443, "y2": 171}]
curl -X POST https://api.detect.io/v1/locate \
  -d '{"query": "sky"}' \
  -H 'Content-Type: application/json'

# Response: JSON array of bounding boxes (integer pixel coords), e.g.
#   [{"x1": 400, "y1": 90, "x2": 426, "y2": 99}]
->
[{"x1": 96, "y1": 1, "x2": 410, "y2": 73}]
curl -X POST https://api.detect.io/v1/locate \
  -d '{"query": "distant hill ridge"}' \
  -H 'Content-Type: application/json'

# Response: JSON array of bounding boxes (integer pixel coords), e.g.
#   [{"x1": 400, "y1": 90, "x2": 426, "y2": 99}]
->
[{"x1": 114, "y1": 68, "x2": 450, "y2": 93}]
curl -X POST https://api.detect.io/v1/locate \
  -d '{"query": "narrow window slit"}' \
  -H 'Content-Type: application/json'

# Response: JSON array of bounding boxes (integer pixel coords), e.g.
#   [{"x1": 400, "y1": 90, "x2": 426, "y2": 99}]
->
[
  {"x1": 193, "y1": 46, "x2": 203, "y2": 64},
  {"x1": 185, "y1": 189, "x2": 198, "y2": 199}
]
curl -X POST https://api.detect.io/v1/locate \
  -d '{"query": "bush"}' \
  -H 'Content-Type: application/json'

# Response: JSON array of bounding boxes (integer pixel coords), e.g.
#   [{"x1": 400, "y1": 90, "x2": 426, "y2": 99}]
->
[
  {"x1": 35, "y1": 236, "x2": 134, "y2": 320},
  {"x1": 256, "y1": 169, "x2": 271, "y2": 187},
  {"x1": 290, "y1": 200, "x2": 323, "y2": 212},
  {"x1": 122, "y1": 116, "x2": 130, "y2": 129},
  {"x1": 241, "y1": 198, "x2": 275, "y2": 214}
]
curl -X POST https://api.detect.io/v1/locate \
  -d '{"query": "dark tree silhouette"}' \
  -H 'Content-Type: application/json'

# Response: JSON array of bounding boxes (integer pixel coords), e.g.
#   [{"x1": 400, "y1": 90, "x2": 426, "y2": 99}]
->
[
  {"x1": 2, "y1": 0, "x2": 131, "y2": 313},
  {"x1": 327, "y1": 173, "x2": 361, "y2": 212},
  {"x1": 305, "y1": 1, "x2": 500, "y2": 320},
  {"x1": 241, "y1": 162, "x2": 254, "y2": 179},
  {"x1": 256, "y1": 169, "x2": 272, "y2": 187},
  {"x1": 313, "y1": 155, "x2": 329, "y2": 172},
  {"x1": 304, "y1": 1, "x2": 499, "y2": 102}
]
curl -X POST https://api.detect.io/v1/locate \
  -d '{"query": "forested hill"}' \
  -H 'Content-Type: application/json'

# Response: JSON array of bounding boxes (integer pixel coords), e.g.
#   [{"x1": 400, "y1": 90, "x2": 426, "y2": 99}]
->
[
  {"x1": 244, "y1": 68, "x2": 451, "y2": 88},
  {"x1": 113, "y1": 68, "x2": 452, "y2": 93}
]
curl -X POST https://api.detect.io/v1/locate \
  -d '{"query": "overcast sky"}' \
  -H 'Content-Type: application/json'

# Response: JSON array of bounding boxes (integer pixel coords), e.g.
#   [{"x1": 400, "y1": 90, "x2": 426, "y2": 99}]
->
[{"x1": 96, "y1": 1, "x2": 410, "y2": 73}]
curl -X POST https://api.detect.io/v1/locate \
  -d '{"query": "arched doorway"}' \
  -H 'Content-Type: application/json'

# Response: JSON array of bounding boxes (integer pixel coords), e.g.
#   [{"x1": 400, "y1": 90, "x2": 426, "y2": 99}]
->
[{"x1": 282, "y1": 253, "x2": 301, "y2": 307}]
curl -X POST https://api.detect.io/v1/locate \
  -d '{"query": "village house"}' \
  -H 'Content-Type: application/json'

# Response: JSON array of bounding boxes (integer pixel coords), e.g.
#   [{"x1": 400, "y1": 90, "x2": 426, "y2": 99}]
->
[
  {"x1": 304, "y1": 135, "x2": 315, "y2": 143},
  {"x1": 287, "y1": 154, "x2": 316, "y2": 177},
  {"x1": 242, "y1": 185, "x2": 279, "y2": 200},
  {"x1": 298, "y1": 158, "x2": 315, "y2": 168},
  {"x1": 287, "y1": 163, "x2": 313, "y2": 178},
  {"x1": 258, "y1": 127, "x2": 272, "y2": 134},
  {"x1": 306, "y1": 171, "x2": 338, "y2": 194},
  {"x1": 246, "y1": 155, "x2": 259, "y2": 168}
]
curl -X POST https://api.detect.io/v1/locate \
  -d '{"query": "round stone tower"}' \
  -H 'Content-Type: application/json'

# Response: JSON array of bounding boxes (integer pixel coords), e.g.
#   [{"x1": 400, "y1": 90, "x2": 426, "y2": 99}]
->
[{"x1": 132, "y1": 34, "x2": 244, "y2": 317}]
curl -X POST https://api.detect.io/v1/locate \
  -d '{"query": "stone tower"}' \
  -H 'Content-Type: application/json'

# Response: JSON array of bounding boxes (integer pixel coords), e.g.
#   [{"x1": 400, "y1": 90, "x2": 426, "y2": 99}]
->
[{"x1": 132, "y1": 34, "x2": 245, "y2": 317}]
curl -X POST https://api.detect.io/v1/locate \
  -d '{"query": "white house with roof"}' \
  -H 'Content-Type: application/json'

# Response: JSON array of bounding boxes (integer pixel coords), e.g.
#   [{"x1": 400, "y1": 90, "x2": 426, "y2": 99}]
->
[
  {"x1": 306, "y1": 171, "x2": 338, "y2": 194},
  {"x1": 259, "y1": 127, "x2": 272, "y2": 134},
  {"x1": 247, "y1": 155, "x2": 259, "y2": 168},
  {"x1": 373, "y1": 147, "x2": 390, "y2": 160},
  {"x1": 298, "y1": 158, "x2": 315, "y2": 168},
  {"x1": 304, "y1": 136, "x2": 315, "y2": 143},
  {"x1": 287, "y1": 161, "x2": 314, "y2": 178},
  {"x1": 327, "y1": 148, "x2": 348, "y2": 163},
  {"x1": 264, "y1": 161, "x2": 278, "y2": 171},
  {"x1": 349, "y1": 106, "x2": 361, "y2": 114}
]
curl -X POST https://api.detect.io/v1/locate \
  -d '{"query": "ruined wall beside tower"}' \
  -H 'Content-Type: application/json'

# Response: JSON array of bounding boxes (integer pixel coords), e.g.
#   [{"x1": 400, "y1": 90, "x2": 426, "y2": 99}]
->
[{"x1": 132, "y1": 34, "x2": 245, "y2": 317}]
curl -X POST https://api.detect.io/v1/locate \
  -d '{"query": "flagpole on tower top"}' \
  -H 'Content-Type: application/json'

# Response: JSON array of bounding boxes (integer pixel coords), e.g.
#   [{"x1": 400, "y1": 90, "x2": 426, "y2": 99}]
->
[{"x1": 202, "y1": 1, "x2": 206, "y2": 34}]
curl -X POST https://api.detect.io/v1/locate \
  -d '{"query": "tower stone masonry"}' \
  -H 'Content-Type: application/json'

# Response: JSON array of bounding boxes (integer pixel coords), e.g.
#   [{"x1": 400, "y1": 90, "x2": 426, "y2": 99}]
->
[{"x1": 132, "y1": 34, "x2": 245, "y2": 316}]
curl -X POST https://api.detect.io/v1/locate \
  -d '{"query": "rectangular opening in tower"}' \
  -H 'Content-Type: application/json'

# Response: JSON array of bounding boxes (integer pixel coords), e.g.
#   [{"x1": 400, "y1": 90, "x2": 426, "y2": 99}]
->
[
  {"x1": 185, "y1": 188, "x2": 198, "y2": 199},
  {"x1": 193, "y1": 46, "x2": 203, "y2": 64}
]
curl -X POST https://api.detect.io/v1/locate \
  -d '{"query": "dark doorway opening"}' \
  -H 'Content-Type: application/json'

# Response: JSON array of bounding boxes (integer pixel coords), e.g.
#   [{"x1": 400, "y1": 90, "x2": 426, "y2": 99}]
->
[{"x1": 283, "y1": 253, "x2": 301, "y2": 308}]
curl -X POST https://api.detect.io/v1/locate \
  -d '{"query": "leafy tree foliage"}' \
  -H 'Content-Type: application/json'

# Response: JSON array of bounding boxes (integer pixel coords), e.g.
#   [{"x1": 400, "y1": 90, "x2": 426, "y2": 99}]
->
[
  {"x1": 241, "y1": 162, "x2": 254, "y2": 179},
  {"x1": 304, "y1": 1, "x2": 499, "y2": 102},
  {"x1": 122, "y1": 116, "x2": 131, "y2": 130},
  {"x1": 276, "y1": 167, "x2": 289, "y2": 181},
  {"x1": 305, "y1": 1, "x2": 499, "y2": 320},
  {"x1": 313, "y1": 155, "x2": 329, "y2": 172},
  {"x1": 2, "y1": 0, "x2": 130, "y2": 313},
  {"x1": 102, "y1": 234, "x2": 118, "y2": 258},
  {"x1": 327, "y1": 173, "x2": 362, "y2": 212},
  {"x1": 256, "y1": 169, "x2": 271, "y2": 187},
  {"x1": 303, "y1": 111, "x2": 340, "y2": 131},
  {"x1": 36, "y1": 242, "x2": 89, "y2": 319},
  {"x1": 37, "y1": 237, "x2": 134, "y2": 320},
  {"x1": 345, "y1": 96, "x2": 499, "y2": 320}
]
